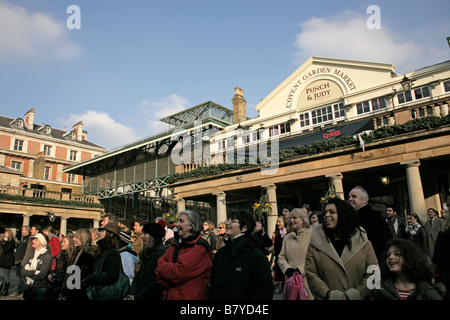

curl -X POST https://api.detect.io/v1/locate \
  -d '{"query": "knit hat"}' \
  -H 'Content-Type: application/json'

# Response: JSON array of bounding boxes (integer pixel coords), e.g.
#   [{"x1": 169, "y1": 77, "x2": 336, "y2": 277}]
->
[
  {"x1": 98, "y1": 222, "x2": 122, "y2": 237},
  {"x1": 408, "y1": 212, "x2": 419, "y2": 219},
  {"x1": 31, "y1": 233, "x2": 48, "y2": 247},
  {"x1": 142, "y1": 222, "x2": 165, "y2": 240}
]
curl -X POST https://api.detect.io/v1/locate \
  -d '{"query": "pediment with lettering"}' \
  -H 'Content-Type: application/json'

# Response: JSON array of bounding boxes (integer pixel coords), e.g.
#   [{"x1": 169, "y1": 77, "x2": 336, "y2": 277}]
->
[{"x1": 255, "y1": 57, "x2": 396, "y2": 117}]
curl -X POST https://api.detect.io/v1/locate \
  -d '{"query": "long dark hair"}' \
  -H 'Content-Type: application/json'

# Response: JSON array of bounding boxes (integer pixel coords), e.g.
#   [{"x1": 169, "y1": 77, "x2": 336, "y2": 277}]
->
[
  {"x1": 380, "y1": 239, "x2": 434, "y2": 283},
  {"x1": 322, "y1": 197, "x2": 363, "y2": 250},
  {"x1": 96, "y1": 230, "x2": 119, "y2": 254}
]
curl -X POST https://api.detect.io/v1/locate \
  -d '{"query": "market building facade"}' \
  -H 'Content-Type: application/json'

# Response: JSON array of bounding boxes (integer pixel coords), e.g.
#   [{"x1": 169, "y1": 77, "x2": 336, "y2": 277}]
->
[{"x1": 65, "y1": 57, "x2": 450, "y2": 235}]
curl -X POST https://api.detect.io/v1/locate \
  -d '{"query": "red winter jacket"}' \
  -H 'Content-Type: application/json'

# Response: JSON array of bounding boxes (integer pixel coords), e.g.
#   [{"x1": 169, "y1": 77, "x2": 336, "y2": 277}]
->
[
  {"x1": 156, "y1": 232, "x2": 212, "y2": 300},
  {"x1": 48, "y1": 235, "x2": 61, "y2": 270}
]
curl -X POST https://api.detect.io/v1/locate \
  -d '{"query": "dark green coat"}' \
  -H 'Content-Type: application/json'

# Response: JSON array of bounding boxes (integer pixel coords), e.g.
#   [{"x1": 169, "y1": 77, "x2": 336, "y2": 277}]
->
[
  {"x1": 372, "y1": 278, "x2": 443, "y2": 300},
  {"x1": 127, "y1": 243, "x2": 167, "y2": 300},
  {"x1": 209, "y1": 234, "x2": 274, "y2": 300}
]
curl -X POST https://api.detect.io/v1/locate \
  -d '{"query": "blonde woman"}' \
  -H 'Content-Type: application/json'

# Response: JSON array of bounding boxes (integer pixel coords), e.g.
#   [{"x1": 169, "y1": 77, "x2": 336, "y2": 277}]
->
[
  {"x1": 61, "y1": 229, "x2": 96, "y2": 300},
  {"x1": 277, "y1": 207, "x2": 314, "y2": 299},
  {"x1": 0, "y1": 229, "x2": 16, "y2": 295}
]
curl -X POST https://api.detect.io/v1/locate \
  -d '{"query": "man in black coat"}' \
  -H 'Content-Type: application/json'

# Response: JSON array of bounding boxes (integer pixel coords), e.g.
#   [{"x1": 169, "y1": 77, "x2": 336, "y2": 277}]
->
[
  {"x1": 385, "y1": 205, "x2": 406, "y2": 239},
  {"x1": 11, "y1": 225, "x2": 31, "y2": 297},
  {"x1": 209, "y1": 210, "x2": 274, "y2": 300},
  {"x1": 348, "y1": 186, "x2": 392, "y2": 259}
]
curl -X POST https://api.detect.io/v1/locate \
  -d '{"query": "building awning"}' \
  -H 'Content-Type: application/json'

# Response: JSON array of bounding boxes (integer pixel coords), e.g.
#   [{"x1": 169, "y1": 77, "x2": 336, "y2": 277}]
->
[{"x1": 279, "y1": 118, "x2": 374, "y2": 150}]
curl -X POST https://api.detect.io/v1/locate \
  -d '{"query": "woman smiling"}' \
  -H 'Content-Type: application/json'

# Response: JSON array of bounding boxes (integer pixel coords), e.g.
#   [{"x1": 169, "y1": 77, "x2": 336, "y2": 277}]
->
[{"x1": 305, "y1": 197, "x2": 378, "y2": 300}]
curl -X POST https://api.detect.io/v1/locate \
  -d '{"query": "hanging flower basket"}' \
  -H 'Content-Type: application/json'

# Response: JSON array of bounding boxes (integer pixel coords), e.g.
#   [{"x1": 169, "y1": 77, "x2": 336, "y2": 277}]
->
[
  {"x1": 163, "y1": 210, "x2": 177, "y2": 225},
  {"x1": 252, "y1": 202, "x2": 272, "y2": 221}
]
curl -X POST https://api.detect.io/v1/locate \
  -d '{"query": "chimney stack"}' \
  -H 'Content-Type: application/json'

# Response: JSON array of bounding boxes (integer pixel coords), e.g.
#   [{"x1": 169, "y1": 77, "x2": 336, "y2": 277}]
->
[
  {"x1": 24, "y1": 108, "x2": 35, "y2": 130},
  {"x1": 232, "y1": 87, "x2": 247, "y2": 124}
]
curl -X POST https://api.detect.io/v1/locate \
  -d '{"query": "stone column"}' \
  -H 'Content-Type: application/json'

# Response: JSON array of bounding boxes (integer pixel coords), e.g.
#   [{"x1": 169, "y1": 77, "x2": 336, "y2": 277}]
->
[
  {"x1": 262, "y1": 184, "x2": 278, "y2": 235},
  {"x1": 401, "y1": 160, "x2": 427, "y2": 223},
  {"x1": 213, "y1": 192, "x2": 227, "y2": 225},
  {"x1": 176, "y1": 197, "x2": 186, "y2": 213},
  {"x1": 60, "y1": 217, "x2": 68, "y2": 236},
  {"x1": 326, "y1": 172, "x2": 345, "y2": 199},
  {"x1": 22, "y1": 214, "x2": 32, "y2": 226},
  {"x1": 93, "y1": 218, "x2": 100, "y2": 229}
]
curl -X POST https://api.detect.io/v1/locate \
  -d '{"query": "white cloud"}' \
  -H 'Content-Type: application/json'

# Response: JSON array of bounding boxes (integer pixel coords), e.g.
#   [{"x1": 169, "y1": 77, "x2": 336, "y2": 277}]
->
[
  {"x1": 0, "y1": 1, "x2": 83, "y2": 64},
  {"x1": 139, "y1": 93, "x2": 190, "y2": 135},
  {"x1": 64, "y1": 110, "x2": 140, "y2": 149},
  {"x1": 293, "y1": 10, "x2": 449, "y2": 74}
]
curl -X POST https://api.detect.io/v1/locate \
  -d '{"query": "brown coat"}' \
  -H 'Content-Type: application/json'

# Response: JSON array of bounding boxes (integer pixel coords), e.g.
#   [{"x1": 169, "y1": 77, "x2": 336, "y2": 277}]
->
[{"x1": 305, "y1": 226, "x2": 378, "y2": 300}]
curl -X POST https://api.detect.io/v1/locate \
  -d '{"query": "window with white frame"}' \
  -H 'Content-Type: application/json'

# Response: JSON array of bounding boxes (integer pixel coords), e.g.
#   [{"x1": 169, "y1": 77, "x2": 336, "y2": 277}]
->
[
  {"x1": 44, "y1": 166, "x2": 51, "y2": 180},
  {"x1": 43, "y1": 145, "x2": 52, "y2": 156},
  {"x1": 371, "y1": 97, "x2": 386, "y2": 111},
  {"x1": 299, "y1": 113, "x2": 310, "y2": 127},
  {"x1": 11, "y1": 161, "x2": 22, "y2": 171},
  {"x1": 357, "y1": 98, "x2": 386, "y2": 115},
  {"x1": 14, "y1": 139, "x2": 24, "y2": 151},
  {"x1": 397, "y1": 90, "x2": 412, "y2": 104},
  {"x1": 242, "y1": 130, "x2": 260, "y2": 144},
  {"x1": 299, "y1": 102, "x2": 345, "y2": 128},
  {"x1": 444, "y1": 80, "x2": 450, "y2": 92},
  {"x1": 397, "y1": 85, "x2": 430, "y2": 104},
  {"x1": 68, "y1": 173, "x2": 76, "y2": 184},
  {"x1": 356, "y1": 101, "x2": 370, "y2": 114},
  {"x1": 269, "y1": 122, "x2": 291, "y2": 137},
  {"x1": 216, "y1": 137, "x2": 234, "y2": 151},
  {"x1": 69, "y1": 150, "x2": 77, "y2": 161},
  {"x1": 413, "y1": 86, "x2": 430, "y2": 100},
  {"x1": 333, "y1": 102, "x2": 345, "y2": 118},
  {"x1": 312, "y1": 106, "x2": 333, "y2": 125}
]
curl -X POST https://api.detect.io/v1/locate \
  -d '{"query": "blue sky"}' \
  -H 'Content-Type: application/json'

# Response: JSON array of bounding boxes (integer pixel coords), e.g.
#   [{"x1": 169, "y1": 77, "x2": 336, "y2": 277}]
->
[{"x1": 1, "y1": 0, "x2": 449, "y2": 149}]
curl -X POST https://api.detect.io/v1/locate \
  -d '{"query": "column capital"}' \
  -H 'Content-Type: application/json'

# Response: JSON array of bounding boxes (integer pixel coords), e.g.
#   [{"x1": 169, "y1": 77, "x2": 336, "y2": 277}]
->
[
  {"x1": 325, "y1": 172, "x2": 343, "y2": 180},
  {"x1": 261, "y1": 183, "x2": 276, "y2": 190},
  {"x1": 400, "y1": 159, "x2": 421, "y2": 168},
  {"x1": 213, "y1": 191, "x2": 226, "y2": 198}
]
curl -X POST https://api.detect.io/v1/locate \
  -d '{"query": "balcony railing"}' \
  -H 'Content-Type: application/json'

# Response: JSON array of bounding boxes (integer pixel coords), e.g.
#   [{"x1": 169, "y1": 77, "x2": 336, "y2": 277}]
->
[{"x1": 0, "y1": 185, "x2": 100, "y2": 204}]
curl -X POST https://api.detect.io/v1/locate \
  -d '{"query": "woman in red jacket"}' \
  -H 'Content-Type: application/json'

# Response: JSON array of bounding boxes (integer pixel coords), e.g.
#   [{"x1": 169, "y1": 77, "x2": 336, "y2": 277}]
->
[{"x1": 156, "y1": 210, "x2": 212, "y2": 300}]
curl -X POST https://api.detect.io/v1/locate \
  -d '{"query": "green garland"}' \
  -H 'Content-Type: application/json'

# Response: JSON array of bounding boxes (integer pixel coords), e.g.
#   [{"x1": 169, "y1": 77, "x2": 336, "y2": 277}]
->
[
  {"x1": 167, "y1": 115, "x2": 450, "y2": 184},
  {"x1": 0, "y1": 192, "x2": 104, "y2": 209}
]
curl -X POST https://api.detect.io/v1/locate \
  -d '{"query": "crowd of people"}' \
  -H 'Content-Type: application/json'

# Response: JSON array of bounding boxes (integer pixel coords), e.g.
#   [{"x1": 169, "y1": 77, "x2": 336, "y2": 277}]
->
[{"x1": 0, "y1": 185, "x2": 449, "y2": 302}]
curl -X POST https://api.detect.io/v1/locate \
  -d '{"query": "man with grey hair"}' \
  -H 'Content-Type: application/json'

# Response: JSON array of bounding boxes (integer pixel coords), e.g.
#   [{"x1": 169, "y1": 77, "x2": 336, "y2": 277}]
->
[{"x1": 348, "y1": 186, "x2": 391, "y2": 259}]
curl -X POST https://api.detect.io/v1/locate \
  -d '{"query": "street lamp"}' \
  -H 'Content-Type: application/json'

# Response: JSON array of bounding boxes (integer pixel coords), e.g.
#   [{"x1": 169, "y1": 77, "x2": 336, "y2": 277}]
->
[
  {"x1": 47, "y1": 211, "x2": 56, "y2": 222},
  {"x1": 400, "y1": 75, "x2": 414, "y2": 92}
]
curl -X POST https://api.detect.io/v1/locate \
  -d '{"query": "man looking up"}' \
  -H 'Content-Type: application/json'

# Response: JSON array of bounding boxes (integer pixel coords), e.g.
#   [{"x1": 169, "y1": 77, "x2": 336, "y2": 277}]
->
[
  {"x1": 209, "y1": 210, "x2": 274, "y2": 300},
  {"x1": 348, "y1": 186, "x2": 391, "y2": 259}
]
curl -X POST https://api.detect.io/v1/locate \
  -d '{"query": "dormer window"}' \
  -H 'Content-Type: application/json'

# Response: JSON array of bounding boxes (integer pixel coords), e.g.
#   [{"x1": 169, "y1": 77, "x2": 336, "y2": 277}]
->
[
  {"x1": 38, "y1": 124, "x2": 52, "y2": 135},
  {"x1": 43, "y1": 125, "x2": 52, "y2": 135},
  {"x1": 63, "y1": 131, "x2": 77, "y2": 141},
  {"x1": 10, "y1": 118, "x2": 24, "y2": 129}
]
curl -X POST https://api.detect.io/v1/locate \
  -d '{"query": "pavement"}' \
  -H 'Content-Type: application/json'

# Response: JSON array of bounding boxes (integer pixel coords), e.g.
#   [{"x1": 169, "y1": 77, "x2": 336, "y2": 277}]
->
[
  {"x1": 0, "y1": 265, "x2": 283, "y2": 301},
  {"x1": 0, "y1": 265, "x2": 23, "y2": 300}
]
